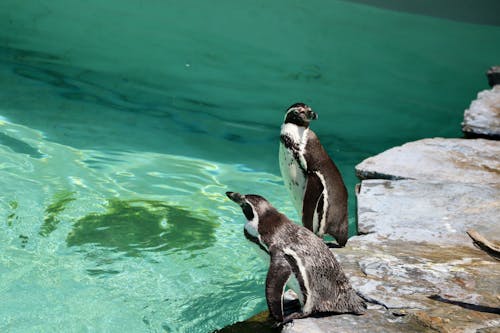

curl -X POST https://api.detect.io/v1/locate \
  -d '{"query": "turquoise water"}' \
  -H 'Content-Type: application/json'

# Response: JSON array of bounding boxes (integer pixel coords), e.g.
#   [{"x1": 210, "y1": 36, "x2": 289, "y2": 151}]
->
[{"x1": 0, "y1": 1, "x2": 499, "y2": 332}]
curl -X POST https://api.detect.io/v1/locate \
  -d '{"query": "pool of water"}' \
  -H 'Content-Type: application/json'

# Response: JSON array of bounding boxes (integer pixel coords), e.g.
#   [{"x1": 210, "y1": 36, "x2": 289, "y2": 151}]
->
[{"x1": 0, "y1": 1, "x2": 499, "y2": 332}]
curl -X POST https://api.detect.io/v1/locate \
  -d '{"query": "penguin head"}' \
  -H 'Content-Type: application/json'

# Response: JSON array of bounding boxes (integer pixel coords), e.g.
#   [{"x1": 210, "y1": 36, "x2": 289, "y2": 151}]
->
[
  {"x1": 226, "y1": 191, "x2": 276, "y2": 241},
  {"x1": 284, "y1": 102, "x2": 318, "y2": 127}
]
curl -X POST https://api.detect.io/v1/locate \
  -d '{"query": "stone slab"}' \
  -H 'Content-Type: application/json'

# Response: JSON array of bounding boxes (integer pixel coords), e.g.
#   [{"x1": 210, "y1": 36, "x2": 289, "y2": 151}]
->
[
  {"x1": 355, "y1": 138, "x2": 500, "y2": 183},
  {"x1": 462, "y1": 86, "x2": 500, "y2": 138},
  {"x1": 224, "y1": 137, "x2": 500, "y2": 333},
  {"x1": 285, "y1": 244, "x2": 500, "y2": 333},
  {"x1": 282, "y1": 308, "x2": 428, "y2": 333},
  {"x1": 357, "y1": 179, "x2": 500, "y2": 245},
  {"x1": 284, "y1": 179, "x2": 500, "y2": 333}
]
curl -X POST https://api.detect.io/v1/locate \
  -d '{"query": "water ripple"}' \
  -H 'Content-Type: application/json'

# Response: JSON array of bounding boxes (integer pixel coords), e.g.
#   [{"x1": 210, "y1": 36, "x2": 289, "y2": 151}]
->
[{"x1": 0, "y1": 119, "x2": 287, "y2": 333}]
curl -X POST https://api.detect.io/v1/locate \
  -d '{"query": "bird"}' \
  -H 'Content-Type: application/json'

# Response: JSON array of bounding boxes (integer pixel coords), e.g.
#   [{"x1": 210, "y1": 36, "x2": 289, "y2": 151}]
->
[
  {"x1": 279, "y1": 102, "x2": 349, "y2": 246},
  {"x1": 226, "y1": 191, "x2": 366, "y2": 323}
]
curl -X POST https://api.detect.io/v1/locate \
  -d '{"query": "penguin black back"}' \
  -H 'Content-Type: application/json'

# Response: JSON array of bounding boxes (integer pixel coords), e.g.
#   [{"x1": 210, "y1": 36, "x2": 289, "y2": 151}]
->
[
  {"x1": 279, "y1": 102, "x2": 349, "y2": 246},
  {"x1": 226, "y1": 192, "x2": 366, "y2": 323}
]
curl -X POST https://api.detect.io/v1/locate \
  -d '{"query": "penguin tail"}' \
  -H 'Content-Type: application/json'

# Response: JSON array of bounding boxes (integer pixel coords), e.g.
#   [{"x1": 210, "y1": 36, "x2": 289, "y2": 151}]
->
[
  {"x1": 348, "y1": 290, "x2": 368, "y2": 315},
  {"x1": 327, "y1": 222, "x2": 348, "y2": 247}
]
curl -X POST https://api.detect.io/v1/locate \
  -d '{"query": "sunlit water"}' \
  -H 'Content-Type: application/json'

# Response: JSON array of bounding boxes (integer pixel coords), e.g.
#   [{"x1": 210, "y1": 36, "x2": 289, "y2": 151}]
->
[
  {"x1": 0, "y1": 1, "x2": 499, "y2": 332},
  {"x1": 0, "y1": 118, "x2": 292, "y2": 332}
]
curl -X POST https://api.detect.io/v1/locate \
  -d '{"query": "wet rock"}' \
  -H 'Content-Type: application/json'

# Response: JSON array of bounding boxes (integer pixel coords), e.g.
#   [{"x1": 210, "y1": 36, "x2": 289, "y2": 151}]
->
[
  {"x1": 213, "y1": 311, "x2": 279, "y2": 333},
  {"x1": 462, "y1": 85, "x2": 500, "y2": 139},
  {"x1": 355, "y1": 138, "x2": 500, "y2": 182}
]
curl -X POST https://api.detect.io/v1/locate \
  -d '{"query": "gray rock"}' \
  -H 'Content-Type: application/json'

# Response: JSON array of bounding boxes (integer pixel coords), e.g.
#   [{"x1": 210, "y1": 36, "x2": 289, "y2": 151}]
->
[
  {"x1": 357, "y1": 179, "x2": 500, "y2": 245},
  {"x1": 462, "y1": 85, "x2": 500, "y2": 138},
  {"x1": 285, "y1": 178, "x2": 500, "y2": 332},
  {"x1": 355, "y1": 138, "x2": 500, "y2": 182},
  {"x1": 282, "y1": 309, "x2": 427, "y2": 333},
  {"x1": 345, "y1": 179, "x2": 499, "y2": 333},
  {"x1": 229, "y1": 137, "x2": 500, "y2": 333}
]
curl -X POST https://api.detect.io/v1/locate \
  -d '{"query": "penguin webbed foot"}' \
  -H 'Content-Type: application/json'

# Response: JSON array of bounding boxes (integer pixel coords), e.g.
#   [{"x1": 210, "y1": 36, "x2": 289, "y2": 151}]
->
[
  {"x1": 283, "y1": 296, "x2": 301, "y2": 314},
  {"x1": 271, "y1": 320, "x2": 283, "y2": 329},
  {"x1": 325, "y1": 241, "x2": 343, "y2": 249},
  {"x1": 270, "y1": 309, "x2": 308, "y2": 328},
  {"x1": 271, "y1": 297, "x2": 303, "y2": 327},
  {"x1": 281, "y1": 311, "x2": 308, "y2": 324}
]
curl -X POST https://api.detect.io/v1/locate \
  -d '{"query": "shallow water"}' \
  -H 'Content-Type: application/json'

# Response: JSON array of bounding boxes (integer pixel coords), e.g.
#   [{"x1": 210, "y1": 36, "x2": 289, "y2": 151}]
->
[
  {"x1": 0, "y1": 1, "x2": 499, "y2": 332},
  {"x1": 0, "y1": 118, "x2": 287, "y2": 332}
]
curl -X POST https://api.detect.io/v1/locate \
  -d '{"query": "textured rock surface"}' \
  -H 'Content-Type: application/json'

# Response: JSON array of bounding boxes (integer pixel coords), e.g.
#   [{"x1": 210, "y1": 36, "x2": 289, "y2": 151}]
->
[
  {"x1": 282, "y1": 309, "x2": 428, "y2": 333},
  {"x1": 462, "y1": 85, "x2": 500, "y2": 138},
  {"x1": 357, "y1": 180, "x2": 500, "y2": 244},
  {"x1": 284, "y1": 179, "x2": 500, "y2": 333},
  {"x1": 284, "y1": 137, "x2": 500, "y2": 333},
  {"x1": 226, "y1": 138, "x2": 500, "y2": 333},
  {"x1": 355, "y1": 138, "x2": 500, "y2": 182}
]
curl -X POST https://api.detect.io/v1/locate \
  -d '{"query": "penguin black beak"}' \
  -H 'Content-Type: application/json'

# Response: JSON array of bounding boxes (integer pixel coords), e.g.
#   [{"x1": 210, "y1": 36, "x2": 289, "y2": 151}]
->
[
  {"x1": 226, "y1": 191, "x2": 245, "y2": 204},
  {"x1": 309, "y1": 111, "x2": 318, "y2": 120}
]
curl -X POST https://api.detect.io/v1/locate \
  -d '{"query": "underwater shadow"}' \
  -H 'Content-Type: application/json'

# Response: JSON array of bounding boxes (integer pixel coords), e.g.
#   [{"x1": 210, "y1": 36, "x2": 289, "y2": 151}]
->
[
  {"x1": 66, "y1": 199, "x2": 219, "y2": 257},
  {"x1": 0, "y1": 132, "x2": 44, "y2": 158}
]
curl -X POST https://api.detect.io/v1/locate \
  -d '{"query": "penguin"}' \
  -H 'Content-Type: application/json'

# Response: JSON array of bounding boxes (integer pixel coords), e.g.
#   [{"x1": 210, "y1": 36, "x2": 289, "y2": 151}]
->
[
  {"x1": 279, "y1": 102, "x2": 349, "y2": 246},
  {"x1": 226, "y1": 191, "x2": 366, "y2": 323}
]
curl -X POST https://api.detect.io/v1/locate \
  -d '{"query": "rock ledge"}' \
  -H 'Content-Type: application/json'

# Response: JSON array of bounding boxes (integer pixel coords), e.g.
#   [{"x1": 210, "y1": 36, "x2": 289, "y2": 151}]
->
[
  {"x1": 285, "y1": 137, "x2": 500, "y2": 333},
  {"x1": 462, "y1": 85, "x2": 500, "y2": 139}
]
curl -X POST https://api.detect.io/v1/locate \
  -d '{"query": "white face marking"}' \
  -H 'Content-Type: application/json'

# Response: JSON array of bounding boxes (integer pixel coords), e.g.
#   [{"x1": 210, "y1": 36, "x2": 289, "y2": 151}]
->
[
  {"x1": 283, "y1": 247, "x2": 313, "y2": 313},
  {"x1": 243, "y1": 205, "x2": 259, "y2": 238},
  {"x1": 243, "y1": 203, "x2": 268, "y2": 251},
  {"x1": 279, "y1": 123, "x2": 309, "y2": 213}
]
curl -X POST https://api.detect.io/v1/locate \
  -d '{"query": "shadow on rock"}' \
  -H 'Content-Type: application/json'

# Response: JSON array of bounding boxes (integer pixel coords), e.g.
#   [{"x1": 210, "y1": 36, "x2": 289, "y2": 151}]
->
[{"x1": 428, "y1": 295, "x2": 500, "y2": 315}]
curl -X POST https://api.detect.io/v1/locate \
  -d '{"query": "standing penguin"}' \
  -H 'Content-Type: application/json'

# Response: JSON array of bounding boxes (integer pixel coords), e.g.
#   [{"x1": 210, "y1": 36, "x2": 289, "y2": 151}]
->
[
  {"x1": 226, "y1": 191, "x2": 366, "y2": 323},
  {"x1": 279, "y1": 102, "x2": 349, "y2": 246}
]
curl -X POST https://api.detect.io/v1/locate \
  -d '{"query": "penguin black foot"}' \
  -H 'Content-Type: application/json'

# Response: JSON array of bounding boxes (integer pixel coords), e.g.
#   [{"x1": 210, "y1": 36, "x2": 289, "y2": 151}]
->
[
  {"x1": 282, "y1": 311, "x2": 308, "y2": 324},
  {"x1": 325, "y1": 241, "x2": 342, "y2": 249}
]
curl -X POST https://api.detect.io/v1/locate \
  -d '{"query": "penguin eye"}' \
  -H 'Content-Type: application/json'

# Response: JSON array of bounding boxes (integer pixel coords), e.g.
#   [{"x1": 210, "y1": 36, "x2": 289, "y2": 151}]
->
[{"x1": 242, "y1": 204, "x2": 254, "y2": 220}]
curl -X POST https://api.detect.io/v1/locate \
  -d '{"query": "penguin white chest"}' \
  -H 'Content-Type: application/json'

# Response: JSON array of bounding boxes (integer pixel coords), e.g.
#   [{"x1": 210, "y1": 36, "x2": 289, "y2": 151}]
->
[{"x1": 279, "y1": 125, "x2": 309, "y2": 213}]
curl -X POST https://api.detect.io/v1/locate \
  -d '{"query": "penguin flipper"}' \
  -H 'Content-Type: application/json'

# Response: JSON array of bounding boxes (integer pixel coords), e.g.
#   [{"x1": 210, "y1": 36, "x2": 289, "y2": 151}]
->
[
  {"x1": 302, "y1": 171, "x2": 324, "y2": 232},
  {"x1": 266, "y1": 251, "x2": 292, "y2": 322}
]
